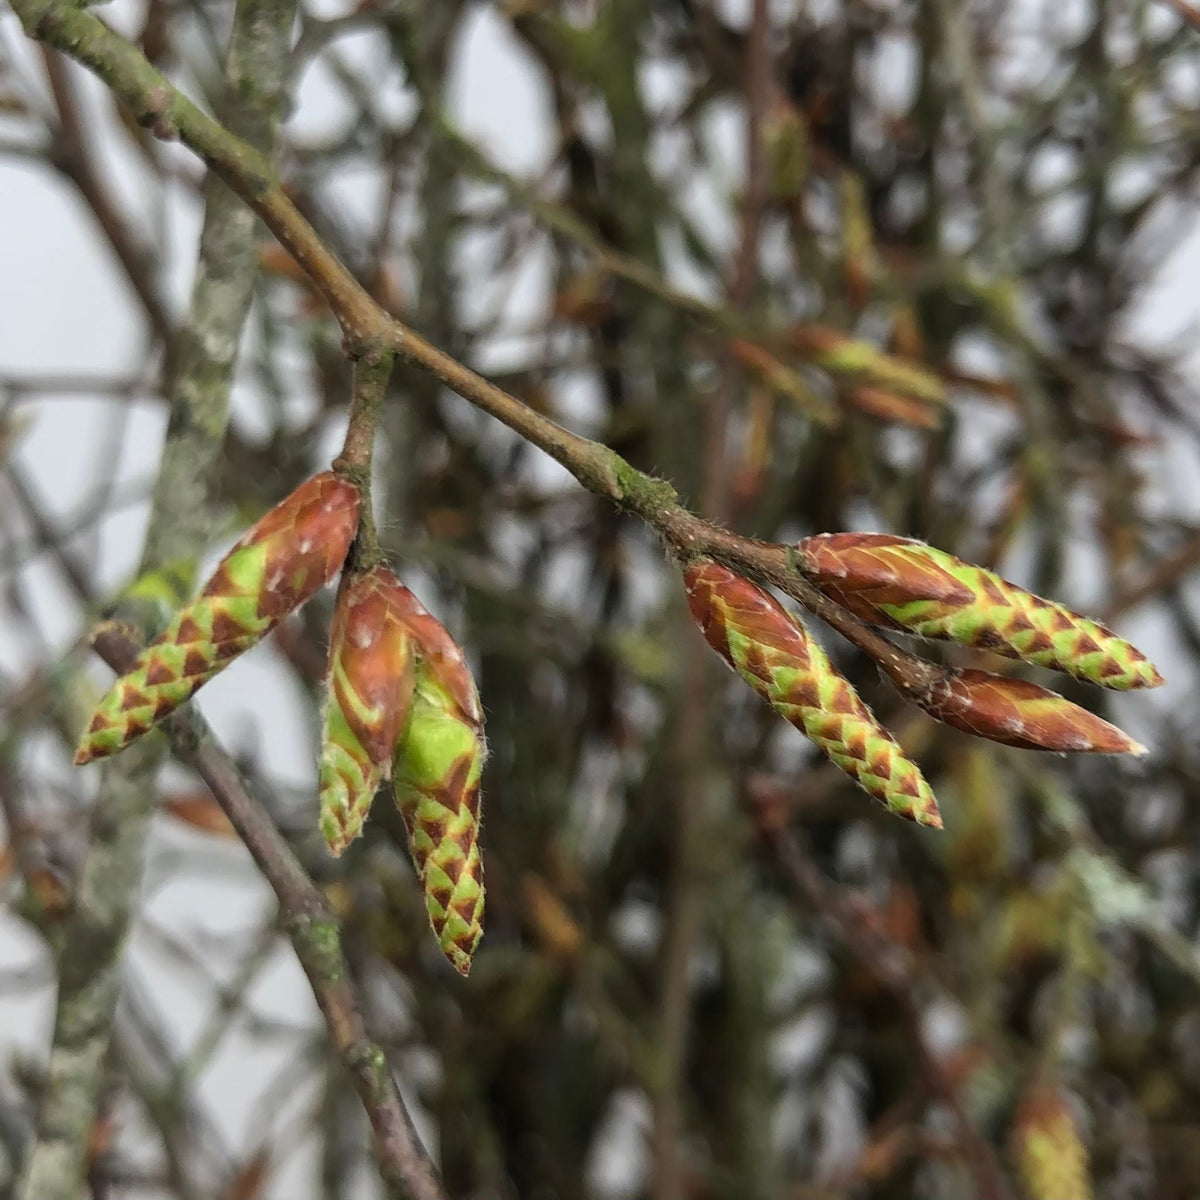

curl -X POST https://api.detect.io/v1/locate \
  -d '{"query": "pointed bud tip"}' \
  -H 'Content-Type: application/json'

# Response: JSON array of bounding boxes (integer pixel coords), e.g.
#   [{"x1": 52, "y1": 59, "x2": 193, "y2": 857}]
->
[
  {"x1": 73, "y1": 745, "x2": 94, "y2": 766},
  {"x1": 1118, "y1": 658, "x2": 1166, "y2": 690},
  {"x1": 446, "y1": 949, "x2": 473, "y2": 976},
  {"x1": 1074, "y1": 716, "x2": 1145, "y2": 757},
  {"x1": 897, "y1": 792, "x2": 943, "y2": 829},
  {"x1": 927, "y1": 669, "x2": 1149, "y2": 756}
]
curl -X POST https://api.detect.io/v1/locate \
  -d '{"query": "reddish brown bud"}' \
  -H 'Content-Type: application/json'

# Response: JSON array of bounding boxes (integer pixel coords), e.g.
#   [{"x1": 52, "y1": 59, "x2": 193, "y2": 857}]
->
[
  {"x1": 319, "y1": 567, "x2": 418, "y2": 855},
  {"x1": 913, "y1": 668, "x2": 1145, "y2": 755},
  {"x1": 797, "y1": 532, "x2": 1163, "y2": 690}
]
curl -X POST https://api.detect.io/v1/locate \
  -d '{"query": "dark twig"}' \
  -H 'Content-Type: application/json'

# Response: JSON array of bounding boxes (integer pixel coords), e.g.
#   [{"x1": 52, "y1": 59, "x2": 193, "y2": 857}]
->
[{"x1": 333, "y1": 351, "x2": 395, "y2": 569}]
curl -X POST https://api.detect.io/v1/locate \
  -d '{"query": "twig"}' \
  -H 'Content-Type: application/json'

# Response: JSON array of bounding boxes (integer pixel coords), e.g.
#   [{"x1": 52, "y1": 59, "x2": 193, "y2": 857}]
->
[
  {"x1": 433, "y1": 117, "x2": 941, "y2": 415},
  {"x1": 333, "y1": 351, "x2": 395, "y2": 569},
  {"x1": 0, "y1": 753, "x2": 49, "y2": 920},
  {"x1": 4, "y1": 461, "x2": 94, "y2": 605},
  {"x1": 1105, "y1": 529, "x2": 1200, "y2": 620},
  {"x1": 88, "y1": 623, "x2": 448, "y2": 1200},
  {"x1": 10, "y1": 0, "x2": 960, "y2": 721},
  {"x1": 40, "y1": 47, "x2": 174, "y2": 345},
  {"x1": 114, "y1": 975, "x2": 234, "y2": 1200},
  {"x1": 0, "y1": 372, "x2": 154, "y2": 400}
]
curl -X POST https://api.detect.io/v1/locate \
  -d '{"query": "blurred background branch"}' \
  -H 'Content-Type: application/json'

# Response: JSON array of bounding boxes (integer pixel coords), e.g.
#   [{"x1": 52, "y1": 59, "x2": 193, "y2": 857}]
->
[{"x1": 2, "y1": 2, "x2": 1200, "y2": 1199}]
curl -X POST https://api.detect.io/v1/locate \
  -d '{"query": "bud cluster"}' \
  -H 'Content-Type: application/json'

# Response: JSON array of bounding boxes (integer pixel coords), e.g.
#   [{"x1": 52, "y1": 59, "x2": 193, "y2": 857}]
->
[
  {"x1": 321, "y1": 567, "x2": 486, "y2": 975},
  {"x1": 75, "y1": 470, "x2": 488, "y2": 974},
  {"x1": 681, "y1": 528, "x2": 1160, "y2": 825}
]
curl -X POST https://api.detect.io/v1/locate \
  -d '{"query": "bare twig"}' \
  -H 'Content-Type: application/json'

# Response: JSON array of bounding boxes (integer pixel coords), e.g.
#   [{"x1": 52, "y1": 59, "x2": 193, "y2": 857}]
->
[
  {"x1": 333, "y1": 352, "x2": 395, "y2": 569},
  {"x1": 90, "y1": 623, "x2": 448, "y2": 1200},
  {"x1": 10, "y1": 0, "x2": 959, "y2": 721},
  {"x1": 17, "y1": 3, "x2": 297, "y2": 1196},
  {"x1": 40, "y1": 48, "x2": 174, "y2": 345}
]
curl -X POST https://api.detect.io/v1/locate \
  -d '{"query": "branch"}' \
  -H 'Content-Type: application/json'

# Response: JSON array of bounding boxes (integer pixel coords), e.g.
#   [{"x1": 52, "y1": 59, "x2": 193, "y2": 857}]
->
[
  {"x1": 8, "y1": 0, "x2": 955, "y2": 715},
  {"x1": 16, "y1": 2, "x2": 298, "y2": 1196},
  {"x1": 333, "y1": 351, "x2": 395, "y2": 570},
  {"x1": 89, "y1": 624, "x2": 448, "y2": 1200}
]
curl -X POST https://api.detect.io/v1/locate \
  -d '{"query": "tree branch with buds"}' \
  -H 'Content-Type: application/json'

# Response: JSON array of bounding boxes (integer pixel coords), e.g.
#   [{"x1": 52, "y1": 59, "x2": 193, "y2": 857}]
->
[
  {"x1": 16, "y1": 0, "x2": 1160, "y2": 831},
  {"x1": 88, "y1": 624, "x2": 448, "y2": 1200}
]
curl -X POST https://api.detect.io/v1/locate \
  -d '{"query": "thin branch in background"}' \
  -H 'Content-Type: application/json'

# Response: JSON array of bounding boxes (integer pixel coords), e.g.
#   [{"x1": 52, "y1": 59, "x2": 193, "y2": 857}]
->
[
  {"x1": 751, "y1": 804, "x2": 1016, "y2": 1200},
  {"x1": 653, "y1": 4, "x2": 774, "y2": 1194},
  {"x1": 4, "y1": 461, "x2": 93, "y2": 604},
  {"x1": 39, "y1": 48, "x2": 173, "y2": 345},
  {"x1": 16, "y1": 1, "x2": 297, "y2": 1196},
  {"x1": 0, "y1": 372, "x2": 154, "y2": 400}
]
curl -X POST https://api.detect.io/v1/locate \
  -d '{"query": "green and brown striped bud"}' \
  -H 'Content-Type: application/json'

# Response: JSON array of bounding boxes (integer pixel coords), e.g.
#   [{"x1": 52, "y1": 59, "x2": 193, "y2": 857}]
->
[
  {"x1": 904, "y1": 667, "x2": 1146, "y2": 756},
  {"x1": 796, "y1": 533, "x2": 1163, "y2": 690},
  {"x1": 1011, "y1": 1083, "x2": 1092, "y2": 1200},
  {"x1": 391, "y1": 591, "x2": 486, "y2": 975},
  {"x1": 319, "y1": 567, "x2": 417, "y2": 856},
  {"x1": 684, "y1": 559, "x2": 941, "y2": 828},
  {"x1": 76, "y1": 472, "x2": 360, "y2": 765}
]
